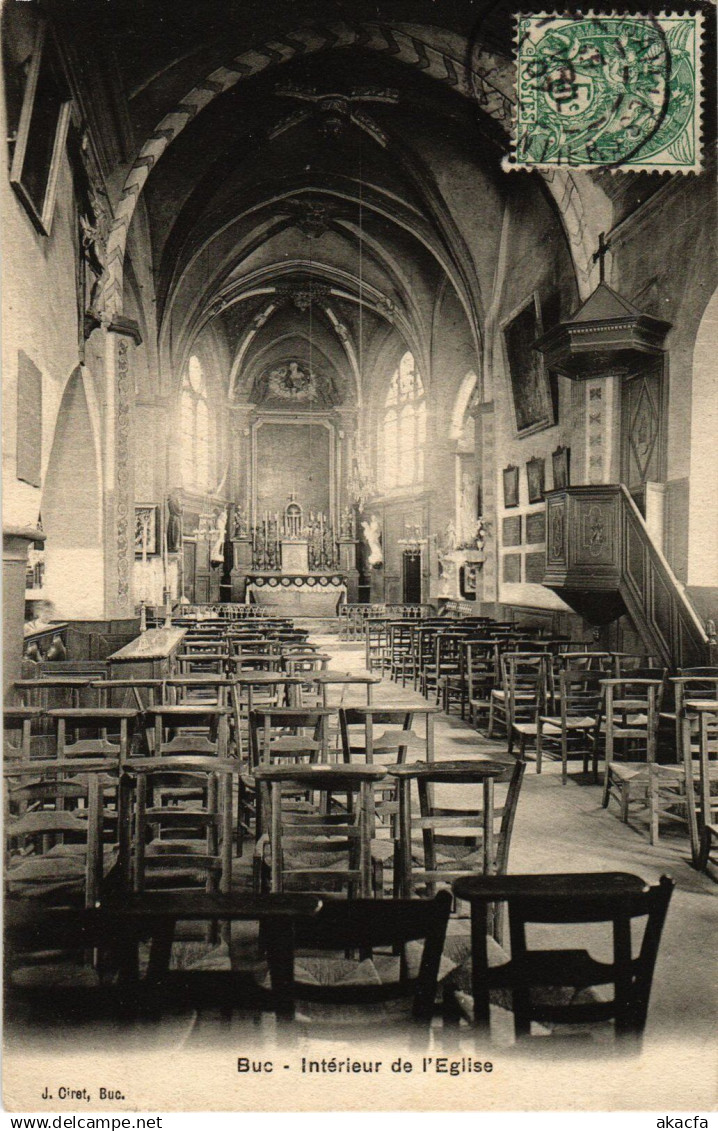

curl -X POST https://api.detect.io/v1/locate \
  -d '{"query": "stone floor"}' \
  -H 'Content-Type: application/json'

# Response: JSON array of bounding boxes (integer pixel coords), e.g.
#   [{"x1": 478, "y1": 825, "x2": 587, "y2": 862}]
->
[{"x1": 311, "y1": 636, "x2": 717, "y2": 1046}]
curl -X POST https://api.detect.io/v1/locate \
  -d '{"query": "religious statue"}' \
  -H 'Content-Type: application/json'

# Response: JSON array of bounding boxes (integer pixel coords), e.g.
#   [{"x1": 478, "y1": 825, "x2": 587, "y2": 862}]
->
[
  {"x1": 232, "y1": 504, "x2": 249, "y2": 539},
  {"x1": 442, "y1": 520, "x2": 457, "y2": 555},
  {"x1": 459, "y1": 467, "x2": 478, "y2": 544},
  {"x1": 210, "y1": 507, "x2": 227, "y2": 565},
  {"x1": 361, "y1": 514, "x2": 383, "y2": 568},
  {"x1": 166, "y1": 492, "x2": 183, "y2": 554},
  {"x1": 340, "y1": 505, "x2": 356, "y2": 540}
]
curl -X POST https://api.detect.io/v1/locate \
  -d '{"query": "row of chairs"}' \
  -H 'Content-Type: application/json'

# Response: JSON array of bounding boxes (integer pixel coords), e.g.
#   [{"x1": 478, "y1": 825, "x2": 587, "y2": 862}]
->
[
  {"x1": 4, "y1": 612, "x2": 682, "y2": 1047},
  {"x1": 4, "y1": 868, "x2": 675, "y2": 1046},
  {"x1": 340, "y1": 603, "x2": 431, "y2": 642}
]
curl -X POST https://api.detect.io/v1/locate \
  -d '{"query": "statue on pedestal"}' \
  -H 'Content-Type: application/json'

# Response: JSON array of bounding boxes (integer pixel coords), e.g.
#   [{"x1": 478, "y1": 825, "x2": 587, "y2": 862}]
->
[
  {"x1": 340, "y1": 505, "x2": 356, "y2": 540},
  {"x1": 232, "y1": 504, "x2": 249, "y2": 539}
]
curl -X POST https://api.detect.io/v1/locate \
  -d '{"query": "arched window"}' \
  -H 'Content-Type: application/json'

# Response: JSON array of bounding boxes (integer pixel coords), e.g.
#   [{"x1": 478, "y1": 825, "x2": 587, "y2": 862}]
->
[
  {"x1": 180, "y1": 356, "x2": 212, "y2": 490},
  {"x1": 381, "y1": 352, "x2": 426, "y2": 490}
]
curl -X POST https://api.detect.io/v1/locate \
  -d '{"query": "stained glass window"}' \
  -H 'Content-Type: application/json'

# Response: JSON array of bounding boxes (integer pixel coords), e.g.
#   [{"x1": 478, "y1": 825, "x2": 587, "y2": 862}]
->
[
  {"x1": 382, "y1": 352, "x2": 425, "y2": 489},
  {"x1": 180, "y1": 357, "x2": 211, "y2": 489}
]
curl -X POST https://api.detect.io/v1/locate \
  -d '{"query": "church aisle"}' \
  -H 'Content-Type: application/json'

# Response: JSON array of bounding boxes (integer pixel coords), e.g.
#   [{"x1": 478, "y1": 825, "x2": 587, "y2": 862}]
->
[{"x1": 315, "y1": 633, "x2": 717, "y2": 1043}]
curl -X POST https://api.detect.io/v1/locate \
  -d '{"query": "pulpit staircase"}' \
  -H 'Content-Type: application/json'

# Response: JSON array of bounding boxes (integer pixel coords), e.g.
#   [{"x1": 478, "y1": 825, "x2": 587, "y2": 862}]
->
[{"x1": 543, "y1": 485, "x2": 712, "y2": 671}]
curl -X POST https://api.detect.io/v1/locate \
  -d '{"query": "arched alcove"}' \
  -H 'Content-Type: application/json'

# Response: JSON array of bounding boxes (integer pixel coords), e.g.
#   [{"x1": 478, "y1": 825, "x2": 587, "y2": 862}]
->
[
  {"x1": 687, "y1": 288, "x2": 718, "y2": 604},
  {"x1": 42, "y1": 368, "x2": 104, "y2": 618}
]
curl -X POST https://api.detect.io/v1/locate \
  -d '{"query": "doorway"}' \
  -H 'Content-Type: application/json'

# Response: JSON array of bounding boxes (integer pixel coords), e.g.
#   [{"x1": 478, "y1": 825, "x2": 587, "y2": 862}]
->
[{"x1": 402, "y1": 550, "x2": 422, "y2": 604}]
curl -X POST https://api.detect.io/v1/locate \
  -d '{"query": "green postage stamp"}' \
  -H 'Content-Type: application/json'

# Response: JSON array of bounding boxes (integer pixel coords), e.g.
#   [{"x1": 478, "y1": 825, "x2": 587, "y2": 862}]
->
[{"x1": 511, "y1": 12, "x2": 703, "y2": 172}]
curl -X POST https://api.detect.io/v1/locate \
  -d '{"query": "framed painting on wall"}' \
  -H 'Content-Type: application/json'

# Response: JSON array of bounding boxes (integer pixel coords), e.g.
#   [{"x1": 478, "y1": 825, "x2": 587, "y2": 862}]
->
[
  {"x1": 9, "y1": 23, "x2": 71, "y2": 236},
  {"x1": 502, "y1": 465, "x2": 519, "y2": 508},
  {"x1": 502, "y1": 295, "x2": 554, "y2": 436},
  {"x1": 526, "y1": 456, "x2": 545, "y2": 504},
  {"x1": 552, "y1": 445, "x2": 571, "y2": 490},
  {"x1": 135, "y1": 505, "x2": 159, "y2": 556}
]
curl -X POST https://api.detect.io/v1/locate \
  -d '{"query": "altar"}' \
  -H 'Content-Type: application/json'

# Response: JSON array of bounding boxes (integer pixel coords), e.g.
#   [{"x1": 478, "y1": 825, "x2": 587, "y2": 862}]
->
[
  {"x1": 236, "y1": 495, "x2": 353, "y2": 614},
  {"x1": 246, "y1": 572, "x2": 347, "y2": 615}
]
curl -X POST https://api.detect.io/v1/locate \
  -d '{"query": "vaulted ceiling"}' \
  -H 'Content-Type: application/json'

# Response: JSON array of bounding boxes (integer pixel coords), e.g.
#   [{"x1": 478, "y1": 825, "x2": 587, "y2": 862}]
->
[{"x1": 48, "y1": 0, "x2": 593, "y2": 399}]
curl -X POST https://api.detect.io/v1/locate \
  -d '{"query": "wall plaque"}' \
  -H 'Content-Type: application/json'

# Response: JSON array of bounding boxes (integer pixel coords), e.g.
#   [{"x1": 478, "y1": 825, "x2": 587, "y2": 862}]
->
[
  {"x1": 525, "y1": 511, "x2": 546, "y2": 544},
  {"x1": 503, "y1": 553, "x2": 522, "y2": 583},
  {"x1": 525, "y1": 551, "x2": 546, "y2": 583},
  {"x1": 502, "y1": 515, "x2": 522, "y2": 547}
]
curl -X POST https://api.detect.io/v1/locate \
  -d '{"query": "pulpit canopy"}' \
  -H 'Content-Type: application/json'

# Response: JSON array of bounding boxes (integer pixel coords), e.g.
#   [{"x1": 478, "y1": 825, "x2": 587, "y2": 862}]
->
[{"x1": 534, "y1": 283, "x2": 671, "y2": 379}]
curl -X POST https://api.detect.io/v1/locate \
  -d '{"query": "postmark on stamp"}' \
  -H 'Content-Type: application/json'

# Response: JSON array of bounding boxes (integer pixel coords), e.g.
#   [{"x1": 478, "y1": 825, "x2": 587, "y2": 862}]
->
[{"x1": 508, "y1": 12, "x2": 703, "y2": 172}]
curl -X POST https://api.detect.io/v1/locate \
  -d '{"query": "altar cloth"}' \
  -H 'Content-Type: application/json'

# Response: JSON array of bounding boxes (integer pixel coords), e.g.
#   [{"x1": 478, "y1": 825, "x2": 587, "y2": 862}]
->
[{"x1": 247, "y1": 576, "x2": 346, "y2": 616}]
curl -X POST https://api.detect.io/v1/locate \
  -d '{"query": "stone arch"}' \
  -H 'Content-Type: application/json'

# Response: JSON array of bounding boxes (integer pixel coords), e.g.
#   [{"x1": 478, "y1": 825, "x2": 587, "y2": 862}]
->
[
  {"x1": 687, "y1": 286, "x2": 718, "y2": 591},
  {"x1": 42, "y1": 367, "x2": 104, "y2": 618},
  {"x1": 103, "y1": 21, "x2": 606, "y2": 316},
  {"x1": 449, "y1": 369, "x2": 479, "y2": 440}
]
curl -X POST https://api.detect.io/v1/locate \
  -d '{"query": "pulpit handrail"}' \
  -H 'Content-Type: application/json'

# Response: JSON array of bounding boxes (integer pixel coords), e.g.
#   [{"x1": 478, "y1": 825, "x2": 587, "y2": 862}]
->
[{"x1": 618, "y1": 484, "x2": 708, "y2": 644}]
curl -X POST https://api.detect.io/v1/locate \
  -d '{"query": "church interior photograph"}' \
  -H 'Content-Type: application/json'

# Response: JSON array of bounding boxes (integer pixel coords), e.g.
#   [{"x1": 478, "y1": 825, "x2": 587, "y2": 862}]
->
[{"x1": 1, "y1": 0, "x2": 716, "y2": 1109}]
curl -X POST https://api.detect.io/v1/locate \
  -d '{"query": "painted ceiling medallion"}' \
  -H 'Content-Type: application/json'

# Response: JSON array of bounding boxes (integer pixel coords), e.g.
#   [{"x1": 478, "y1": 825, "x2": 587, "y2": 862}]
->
[{"x1": 251, "y1": 359, "x2": 340, "y2": 407}]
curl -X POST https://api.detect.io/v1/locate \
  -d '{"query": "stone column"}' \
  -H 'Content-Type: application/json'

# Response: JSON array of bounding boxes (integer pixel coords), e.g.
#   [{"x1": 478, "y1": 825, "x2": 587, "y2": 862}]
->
[
  {"x1": 103, "y1": 318, "x2": 141, "y2": 619},
  {"x1": 479, "y1": 402, "x2": 499, "y2": 610},
  {"x1": 3, "y1": 525, "x2": 44, "y2": 702},
  {"x1": 231, "y1": 402, "x2": 254, "y2": 518}
]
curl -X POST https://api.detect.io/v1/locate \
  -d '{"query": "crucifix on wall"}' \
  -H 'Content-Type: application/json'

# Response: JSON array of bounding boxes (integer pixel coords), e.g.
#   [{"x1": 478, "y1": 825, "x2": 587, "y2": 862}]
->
[{"x1": 593, "y1": 232, "x2": 611, "y2": 284}]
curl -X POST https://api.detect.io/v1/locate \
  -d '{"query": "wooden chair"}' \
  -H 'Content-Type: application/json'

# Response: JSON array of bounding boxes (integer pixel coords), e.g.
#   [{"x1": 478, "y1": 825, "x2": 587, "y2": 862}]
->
[
  {"x1": 488, "y1": 653, "x2": 549, "y2": 745},
  {"x1": 388, "y1": 621, "x2": 416, "y2": 687},
  {"x1": 228, "y1": 638, "x2": 274, "y2": 659},
  {"x1": 229, "y1": 674, "x2": 304, "y2": 761},
  {"x1": 600, "y1": 678, "x2": 664, "y2": 824},
  {"x1": 452, "y1": 872, "x2": 674, "y2": 1046},
  {"x1": 15, "y1": 676, "x2": 96, "y2": 712},
  {"x1": 91, "y1": 678, "x2": 164, "y2": 713},
  {"x1": 82, "y1": 891, "x2": 321, "y2": 1021},
  {"x1": 535, "y1": 669, "x2": 604, "y2": 783},
  {"x1": 550, "y1": 652, "x2": 618, "y2": 712},
  {"x1": 412, "y1": 623, "x2": 443, "y2": 691},
  {"x1": 439, "y1": 635, "x2": 492, "y2": 718},
  {"x1": 3, "y1": 706, "x2": 43, "y2": 762},
  {"x1": 253, "y1": 763, "x2": 387, "y2": 897},
  {"x1": 312, "y1": 671, "x2": 379, "y2": 708},
  {"x1": 650, "y1": 694, "x2": 718, "y2": 857},
  {"x1": 281, "y1": 653, "x2": 331, "y2": 705},
  {"x1": 339, "y1": 706, "x2": 437, "y2": 844},
  {"x1": 465, "y1": 641, "x2": 502, "y2": 729},
  {"x1": 47, "y1": 707, "x2": 138, "y2": 763},
  {"x1": 420, "y1": 631, "x2": 468, "y2": 702},
  {"x1": 291, "y1": 890, "x2": 452, "y2": 1022},
  {"x1": 161, "y1": 675, "x2": 230, "y2": 708},
  {"x1": 365, "y1": 618, "x2": 392, "y2": 674},
  {"x1": 119, "y1": 756, "x2": 238, "y2": 895},
  {"x1": 389, "y1": 759, "x2": 525, "y2": 901},
  {"x1": 177, "y1": 651, "x2": 227, "y2": 676},
  {"x1": 243, "y1": 707, "x2": 333, "y2": 848},
  {"x1": 249, "y1": 707, "x2": 331, "y2": 770},
  {"x1": 227, "y1": 653, "x2": 282, "y2": 674},
  {"x1": 143, "y1": 704, "x2": 231, "y2": 759},
  {"x1": 5, "y1": 768, "x2": 106, "y2": 907},
  {"x1": 279, "y1": 641, "x2": 323, "y2": 656},
  {"x1": 339, "y1": 706, "x2": 437, "y2": 765}
]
